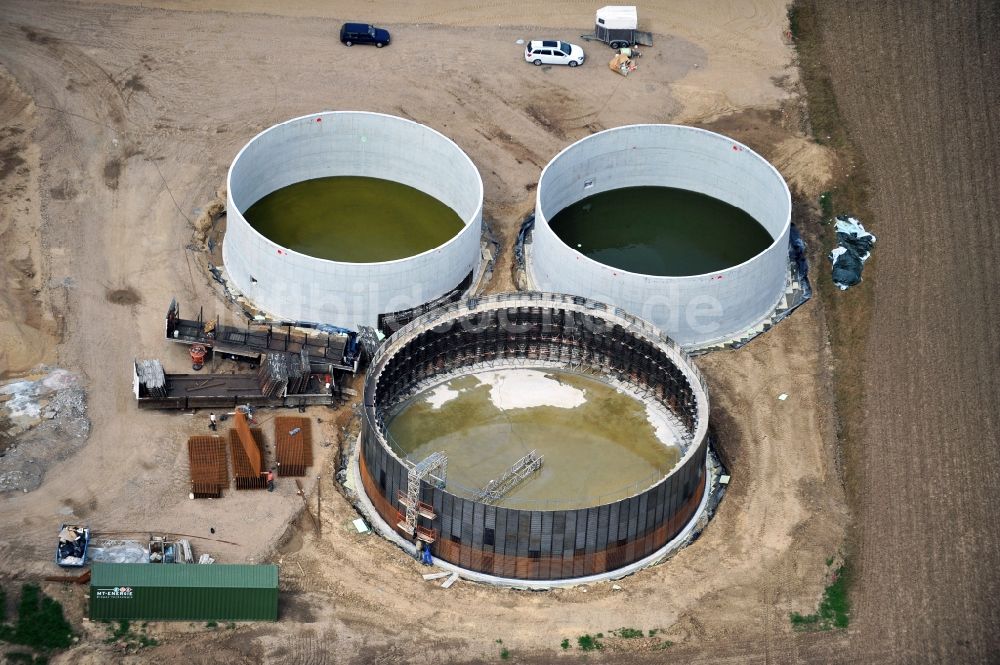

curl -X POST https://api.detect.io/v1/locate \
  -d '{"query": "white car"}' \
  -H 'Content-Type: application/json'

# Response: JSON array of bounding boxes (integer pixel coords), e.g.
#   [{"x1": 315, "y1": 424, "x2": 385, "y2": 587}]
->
[{"x1": 524, "y1": 40, "x2": 585, "y2": 67}]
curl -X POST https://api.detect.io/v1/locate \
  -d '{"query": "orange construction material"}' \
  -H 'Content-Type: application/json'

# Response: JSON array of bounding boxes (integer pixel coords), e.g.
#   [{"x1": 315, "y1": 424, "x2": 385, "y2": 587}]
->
[
  {"x1": 274, "y1": 416, "x2": 312, "y2": 476},
  {"x1": 190, "y1": 344, "x2": 208, "y2": 370},
  {"x1": 229, "y1": 427, "x2": 267, "y2": 490},
  {"x1": 233, "y1": 412, "x2": 262, "y2": 477},
  {"x1": 187, "y1": 435, "x2": 228, "y2": 498}
]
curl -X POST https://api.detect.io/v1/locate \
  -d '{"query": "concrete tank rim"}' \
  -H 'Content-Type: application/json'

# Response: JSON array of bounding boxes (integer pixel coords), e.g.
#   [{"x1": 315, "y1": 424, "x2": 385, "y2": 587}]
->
[
  {"x1": 364, "y1": 292, "x2": 710, "y2": 510},
  {"x1": 225, "y1": 110, "x2": 485, "y2": 267},
  {"x1": 534, "y1": 123, "x2": 792, "y2": 281}
]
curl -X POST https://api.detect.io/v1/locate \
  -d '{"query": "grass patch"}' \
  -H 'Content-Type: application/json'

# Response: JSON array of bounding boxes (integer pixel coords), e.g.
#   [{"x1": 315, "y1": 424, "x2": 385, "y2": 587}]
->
[
  {"x1": 107, "y1": 620, "x2": 131, "y2": 642},
  {"x1": 611, "y1": 627, "x2": 644, "y2": 639},
  {"x1": 560, "y1": 638, "x2": 570, "y2": 650},
  {"x1": 786, "y1": 4, "x2": 801, "y2": 39},
  {"x1": 577, "y1": 634, "x2": 604, "y2": 651},
  {"x1": 653, "y1": 640, "x2": 674, "y2": 650},
  {"x1": 819, "y1": 190, "x2": 833, "y2": 222},
  {"x1": 6, "y1": 653, "x2": 49, "y2": 665},
  {"x1": 500, "y1": 646, "x2": 510, "y2": 660},
  {"x1": 790, "y1": 563, "x2": 851, "y2": 630},
  {"x1": 205, "y1": 621, "x2": 218, "y2": 628},
  {"x1": 103, "y1": 618, "x2": 157, "y2": 650},
  {"x1": 788, "y1": 0, "x2": 877, "y2": 623},
  {"x1": 0, "y1": 583, "x2": 73, "y2": 651}
]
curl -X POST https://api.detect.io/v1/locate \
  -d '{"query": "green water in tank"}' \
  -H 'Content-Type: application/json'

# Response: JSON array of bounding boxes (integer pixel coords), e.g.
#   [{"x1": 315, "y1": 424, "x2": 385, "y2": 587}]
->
[
  {"x1": 244, "y1": 176, "x2": 465, "y2": 262},
  {"x1": 548, "y1": 186, "x2": 773, "y2": 276},
  {"x1": 386, "y1": 369, "x2": 681, "y2": 509}
]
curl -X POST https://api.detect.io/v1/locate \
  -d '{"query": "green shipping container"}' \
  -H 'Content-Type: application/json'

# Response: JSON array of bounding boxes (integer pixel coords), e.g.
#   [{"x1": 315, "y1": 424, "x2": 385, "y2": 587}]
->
[{"x1": 89, "y1": 563, "x2": 278, "y2": 621}]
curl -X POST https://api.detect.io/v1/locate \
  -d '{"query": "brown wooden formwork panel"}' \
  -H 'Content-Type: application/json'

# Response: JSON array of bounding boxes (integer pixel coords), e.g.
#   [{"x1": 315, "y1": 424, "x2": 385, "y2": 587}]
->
[
  {"x1": 228, "y1": 428, "x2": 267, "y2": 490},
  {"x1": 274, "y1": 416, "x2": 312, "y2": 476},
  {"x1": 187, "y1": 435, "x2": 228, "y2": 498}
]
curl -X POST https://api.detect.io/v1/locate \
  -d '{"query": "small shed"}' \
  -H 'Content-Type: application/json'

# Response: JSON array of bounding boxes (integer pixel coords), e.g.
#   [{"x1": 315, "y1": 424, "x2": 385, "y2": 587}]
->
[{"x1": 89, "y1": 563, "x2": 278, "y2": 622}]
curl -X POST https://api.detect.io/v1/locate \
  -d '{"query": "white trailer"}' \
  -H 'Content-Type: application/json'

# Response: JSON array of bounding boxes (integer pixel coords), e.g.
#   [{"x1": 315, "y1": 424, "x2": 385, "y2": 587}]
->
[{"x1": 588, "y1": 5, "x2": 653, "y2": 48}]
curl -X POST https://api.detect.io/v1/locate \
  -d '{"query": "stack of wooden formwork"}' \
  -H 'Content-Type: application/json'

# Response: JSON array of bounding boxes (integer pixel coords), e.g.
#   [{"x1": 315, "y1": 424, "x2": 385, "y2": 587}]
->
[
  {"x1": 274, "y1": 416, "x2": 312, "y2": 477},
  {"x1": 187, "y1": 435, "x2": 228, "y2": 498}
]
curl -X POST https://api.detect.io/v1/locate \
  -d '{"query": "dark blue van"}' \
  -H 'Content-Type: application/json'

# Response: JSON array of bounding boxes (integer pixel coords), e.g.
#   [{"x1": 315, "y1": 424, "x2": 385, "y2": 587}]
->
[{"x1": 340, "y1": 22, "x2": 390, "y2": 48}]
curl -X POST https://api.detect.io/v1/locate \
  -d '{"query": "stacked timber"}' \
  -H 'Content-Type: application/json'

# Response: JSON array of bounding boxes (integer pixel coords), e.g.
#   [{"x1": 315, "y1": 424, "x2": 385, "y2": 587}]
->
[
  {"x1": 135, "y1": 360, "x2": 167, "y2": 398},
  {"x1": 275, "y1": 416, "x2": 312, "y2": 476}
]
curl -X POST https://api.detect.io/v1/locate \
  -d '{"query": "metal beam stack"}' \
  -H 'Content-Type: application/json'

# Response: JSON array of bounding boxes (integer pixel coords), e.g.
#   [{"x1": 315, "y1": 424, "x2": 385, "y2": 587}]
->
[
  {"x1": 135, "y1": 359, "x2": 167, "y2": 398},
  {"x1": 256, "y1": 353, "x2": 289, "y2": 398}
]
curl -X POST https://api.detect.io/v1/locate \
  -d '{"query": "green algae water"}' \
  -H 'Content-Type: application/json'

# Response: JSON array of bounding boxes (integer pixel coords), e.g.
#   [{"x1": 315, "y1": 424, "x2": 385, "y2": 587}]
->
[
  {"x1": 549, "y1": 186, "x2": 773, "y2": 276},
  {"x1": 245, "y1": 176, "x2": 464, "y2": 262},
  {"x1": 386, "y1": 369, "x2": 681, "y2": 509}
]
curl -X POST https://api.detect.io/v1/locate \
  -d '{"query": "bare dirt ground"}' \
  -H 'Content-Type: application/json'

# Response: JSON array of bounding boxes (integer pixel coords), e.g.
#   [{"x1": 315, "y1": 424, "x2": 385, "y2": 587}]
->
[
  {"x1": 0, "y1": 1, "x2": 871, "y2": 662},
  {"x1": 815, "y1": 1, "x2": 1000, "y2": 663}
]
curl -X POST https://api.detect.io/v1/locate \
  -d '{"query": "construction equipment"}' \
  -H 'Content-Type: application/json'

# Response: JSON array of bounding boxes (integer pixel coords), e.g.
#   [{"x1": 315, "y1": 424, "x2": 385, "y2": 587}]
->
[
  {"x1": 190, "y1": 344, "x2": 208, "y2": 370},
  {"x1": 396, "y1": 452, "x2": 446, "y2": 539}
]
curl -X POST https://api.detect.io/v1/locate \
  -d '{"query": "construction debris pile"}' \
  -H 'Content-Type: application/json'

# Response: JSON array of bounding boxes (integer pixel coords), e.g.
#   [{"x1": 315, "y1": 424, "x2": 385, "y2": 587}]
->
[
  {"x1": 57, "y1": 525, "x2": 89, "y2": 566},
  {"x1": 829, "y1": 215, "x2": 877, "y2": 290},
  {"x1": 1, "y1": 369, "x2": 91, "y2": 493}
]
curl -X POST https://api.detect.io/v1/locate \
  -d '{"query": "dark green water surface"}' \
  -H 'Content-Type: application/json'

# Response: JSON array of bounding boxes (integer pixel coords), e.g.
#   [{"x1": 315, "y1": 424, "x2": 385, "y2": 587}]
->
[
  {"x1": 549, "y1": 186, "x2": 773, "y2": 276},
  {"x1": 245, "y1": 176, "x2": 464, "y2": 262}
]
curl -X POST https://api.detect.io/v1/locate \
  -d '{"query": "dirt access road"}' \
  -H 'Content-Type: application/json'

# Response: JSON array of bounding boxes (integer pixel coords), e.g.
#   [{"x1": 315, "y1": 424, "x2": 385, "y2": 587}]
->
[{"x1": 816, "y1": 1, "x2": 1000, "y2": 663}]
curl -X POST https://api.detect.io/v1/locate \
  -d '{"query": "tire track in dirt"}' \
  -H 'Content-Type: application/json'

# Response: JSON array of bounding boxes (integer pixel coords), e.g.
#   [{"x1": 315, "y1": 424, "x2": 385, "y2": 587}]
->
[{"x1": 815, "y1": 1, "x2": 1000, "y2": 662}]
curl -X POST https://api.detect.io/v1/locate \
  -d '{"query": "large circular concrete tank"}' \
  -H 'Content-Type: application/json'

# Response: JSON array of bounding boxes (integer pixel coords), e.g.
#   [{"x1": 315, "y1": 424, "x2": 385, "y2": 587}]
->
[
  {"x1": 529, "y1": 124, "x2": 791, "y2": 349},
  {"x1": 223, "y1": 112, "x2": 483, "y2": 328},
  {"x1": 359, "y1": 292, "x2": 711, "y2": 586}
]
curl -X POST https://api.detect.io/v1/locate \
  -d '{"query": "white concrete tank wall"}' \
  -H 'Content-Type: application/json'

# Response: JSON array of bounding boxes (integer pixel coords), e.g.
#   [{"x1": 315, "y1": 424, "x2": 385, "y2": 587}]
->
[
  {"x1": 223, "y1": 112, "x2": 483, "y2": 327},
  {"x1": 530, "y1": 124, "x2": 791, "y2": 348}
]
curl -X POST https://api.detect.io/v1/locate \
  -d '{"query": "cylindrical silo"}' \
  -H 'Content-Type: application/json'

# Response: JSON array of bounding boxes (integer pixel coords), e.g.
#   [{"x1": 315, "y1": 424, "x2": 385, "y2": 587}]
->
[
  {"x1": 223, "y1": 112, "x2": 483, "y2": 328},
  {"x1": 358, "y1": 292, "x2": 711, "y2": 585},
  {"x1": 529, "y1": 124, "x2": 791, "y2": 349}
]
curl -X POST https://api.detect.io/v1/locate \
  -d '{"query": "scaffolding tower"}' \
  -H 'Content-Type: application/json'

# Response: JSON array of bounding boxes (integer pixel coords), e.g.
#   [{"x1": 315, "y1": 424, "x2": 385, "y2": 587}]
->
[{"x1": 397, "y1": 452, "x2": 447, "y2": 541}]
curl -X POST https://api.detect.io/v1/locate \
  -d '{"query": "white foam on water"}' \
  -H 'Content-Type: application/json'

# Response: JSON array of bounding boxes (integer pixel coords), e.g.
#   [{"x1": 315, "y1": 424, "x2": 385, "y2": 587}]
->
[
  {"x1": 645, "y1": 403, "x2": 681, "y2": 447},
  {"x1": 424, "y1": 383, "x2": 462, "y2": 409},
  {"x1": 479, "y1": 369, "x2": 587, "y2": 410}
]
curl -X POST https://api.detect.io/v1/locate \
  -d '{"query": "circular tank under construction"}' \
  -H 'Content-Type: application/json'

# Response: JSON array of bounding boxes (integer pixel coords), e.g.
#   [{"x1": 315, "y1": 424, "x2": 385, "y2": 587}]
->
[
  {"x1": 358, "y1": 292, "x2": 710, "y2": 584},
  {"x1": 528, "y1": 124, "x2": 792, "y2": 349},
  {"x1": 223, "y1": 111, "x2": 483, "y2": 329}
]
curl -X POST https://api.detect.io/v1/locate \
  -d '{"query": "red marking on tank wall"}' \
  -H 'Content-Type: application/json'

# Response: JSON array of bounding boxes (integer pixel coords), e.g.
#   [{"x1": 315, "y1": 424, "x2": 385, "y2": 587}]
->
[{"x1": 316, "y1": 118, "x2": 322, "y2": 122}]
